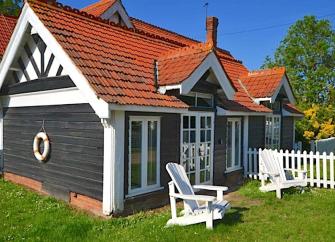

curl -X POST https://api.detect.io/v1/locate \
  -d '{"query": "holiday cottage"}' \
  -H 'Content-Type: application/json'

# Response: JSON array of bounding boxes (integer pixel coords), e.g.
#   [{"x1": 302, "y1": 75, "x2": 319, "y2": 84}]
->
[{"x1": 0, "y1": 0, "x2": 303, "y2": 215}]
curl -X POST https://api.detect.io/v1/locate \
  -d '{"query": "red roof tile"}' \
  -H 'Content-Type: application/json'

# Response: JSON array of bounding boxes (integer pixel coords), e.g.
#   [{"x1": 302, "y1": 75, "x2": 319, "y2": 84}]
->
[
  {"x1": 0, "y1": 15, "x2": 17, "y2": 58},
  {"x1": 81, "y1": 0, "x2": 117, "y2": 17},
  {"x1": 158, "y1": 43, "x2": 212, "y2": 86},
  {"x1": 27, "y1": 0, "x2": 274, "y2": 112},
  {"x1": 240, "y1": 67, "x2": 286, "y2": 98},
  {"x1": 30, "y1": 0, "x2": 188, "y2": 108}
]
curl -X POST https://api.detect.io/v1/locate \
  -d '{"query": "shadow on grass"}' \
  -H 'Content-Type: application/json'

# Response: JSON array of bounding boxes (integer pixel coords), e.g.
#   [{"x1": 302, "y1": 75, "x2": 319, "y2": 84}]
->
[
  {"x1": 215, "y1": 206, "x2": 249, "y2": 227},
  {"x1": 283, "y1": 186, "x2": 311, "y2": 196}
]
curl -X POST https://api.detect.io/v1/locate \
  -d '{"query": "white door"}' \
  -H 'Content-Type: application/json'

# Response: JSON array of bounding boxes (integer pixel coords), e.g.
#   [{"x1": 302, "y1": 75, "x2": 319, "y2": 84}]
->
[
  {"x1": 226, "y1": 118, "x2": 242, "y2": 172},
  {"x1": 181, "y1": 113, "x2": 214, "y2": 185}
]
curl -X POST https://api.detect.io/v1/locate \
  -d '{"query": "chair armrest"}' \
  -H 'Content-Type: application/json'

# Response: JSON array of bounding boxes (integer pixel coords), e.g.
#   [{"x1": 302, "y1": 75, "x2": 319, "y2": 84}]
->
[
  {"x1": 284, "y1": 168, "x2": 307, "y2": 174},
  {"x1": 169, "y1": 193, "x2": 216, "y2": 202},
  {"x1": 261, "y1": 171, "x2": 281, "y2": 177},
  {"x1": 193, "y1": 185, "x2": 229, "y2": 192}
]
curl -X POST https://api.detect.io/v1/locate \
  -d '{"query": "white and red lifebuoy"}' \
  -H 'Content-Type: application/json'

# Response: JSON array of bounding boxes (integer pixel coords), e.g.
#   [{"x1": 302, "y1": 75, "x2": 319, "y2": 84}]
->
[{"x1": 33, "y1": 132, "x2": 50, "y2": 162}]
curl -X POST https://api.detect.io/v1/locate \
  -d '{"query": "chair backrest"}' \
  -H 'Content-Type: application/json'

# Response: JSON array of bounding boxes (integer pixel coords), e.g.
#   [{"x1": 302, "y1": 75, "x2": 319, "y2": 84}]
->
[
  {"x1": 166, "y1": 163, "x2": 199, "y2": 212},
  {"x1": 260, "y1": 149, "x2": 286, "y2": 183}
]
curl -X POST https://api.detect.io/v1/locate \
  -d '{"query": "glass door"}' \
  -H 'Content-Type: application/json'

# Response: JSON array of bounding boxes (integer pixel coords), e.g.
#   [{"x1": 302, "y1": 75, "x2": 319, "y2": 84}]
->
[{"x1": 181, "y1": 113, "x2": 214, "y2": 185}]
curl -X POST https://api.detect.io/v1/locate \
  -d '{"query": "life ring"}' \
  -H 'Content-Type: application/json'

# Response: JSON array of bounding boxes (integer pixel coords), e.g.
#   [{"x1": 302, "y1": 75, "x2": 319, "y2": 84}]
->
[{"x1": 33, "y1": 132, "x2": 50, "y2": 162}]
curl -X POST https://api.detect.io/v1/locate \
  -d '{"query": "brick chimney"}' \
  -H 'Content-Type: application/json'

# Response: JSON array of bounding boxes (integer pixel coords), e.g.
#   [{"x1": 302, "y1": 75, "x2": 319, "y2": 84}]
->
[{"x1": 206, "y1": 16, "x2": 219, "y2": 47}]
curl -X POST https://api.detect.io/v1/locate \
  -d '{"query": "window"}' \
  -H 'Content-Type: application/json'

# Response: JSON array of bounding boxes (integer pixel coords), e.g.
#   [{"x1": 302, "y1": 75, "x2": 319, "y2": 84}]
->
[
  {"x1": 265, "y1": 115, "x2": 281, "y2": 150},
  {"x1": 181, "y1": 92, "x2": 214, "y2": 108},
  {"x1": 226, "y1": 118, "x2": 242, "y2": 172},
  {"x1": 129, "y1": 117, "x2": 161, "y2": 196}
]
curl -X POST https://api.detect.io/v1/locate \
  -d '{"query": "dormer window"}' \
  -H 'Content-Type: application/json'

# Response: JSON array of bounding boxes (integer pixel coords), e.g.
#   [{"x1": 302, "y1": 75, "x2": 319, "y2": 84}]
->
[{"x1": 181, "y1": 92, "x2": 214, "y2": 108}]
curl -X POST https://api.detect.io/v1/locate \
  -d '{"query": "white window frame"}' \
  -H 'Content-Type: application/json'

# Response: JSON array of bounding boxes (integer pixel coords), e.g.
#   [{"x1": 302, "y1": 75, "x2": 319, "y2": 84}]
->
[
  {"x1": 180, "y1": 112, "x2": 215, "y2": 185},
  {"x1": 265, "y1": 115, "x2": 281, "y2": 150},
  {"x1": 128, "y1": 116, "x2": 162, "y2": 197},
  {"x1": 226, "y1": 118, "x2": 242, "y2": 172}
]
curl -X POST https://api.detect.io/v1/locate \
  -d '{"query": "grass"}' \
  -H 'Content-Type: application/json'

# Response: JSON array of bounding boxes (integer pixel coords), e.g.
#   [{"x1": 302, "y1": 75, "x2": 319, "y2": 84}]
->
[{"x1": 1, "y1": 179, "x2": 335, "y2": 242}]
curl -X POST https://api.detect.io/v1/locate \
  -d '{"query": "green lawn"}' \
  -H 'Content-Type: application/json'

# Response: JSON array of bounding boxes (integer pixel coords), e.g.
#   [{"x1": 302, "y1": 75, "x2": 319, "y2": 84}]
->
[{"x1": 1, "y1": 179, "x2": 335, "y2": 242}]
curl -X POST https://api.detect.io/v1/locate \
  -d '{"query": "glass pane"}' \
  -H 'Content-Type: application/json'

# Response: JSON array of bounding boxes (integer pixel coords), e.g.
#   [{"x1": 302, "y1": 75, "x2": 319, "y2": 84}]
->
[
  {"x1": 190, "y1": 173, "x2": 195, "y2": 185},
  {"x1": 201, "y1": 117, "x2": 206, "y2": 129},
  {"x1": 207, "y1": 117, "x2": 211, "y2": 128},
  {"x1": 131, "y1": 121, "x2": 142, "y2": 189},
  {"x1": 206, "y1": 130, "x2": 211, "y2": 142},
  {"x1": 234, "y1": 122, "x2": 240, "y2": 166},
  {"x1": 147, "y1": 121, "x2": 158, "y2": 186},
  {"x1": 183, "y1": 131, "x2": 189, "y2": 143},
  {"x1": 200, "y1": 156, "x2": 205, "y2": 169},
  {"x1": 190, "y1": 130, "x2": 196, "y2": 143},
  {"x1": 200, "y1": 130, "x2": 206, "y2": 142},
  {"x1": 200, "y1": 170, "x2": 205, "y2": 183},
  {"x1": 183, "y1": 116, "x2": 189, "y2": 129},
  {"x1": 190, "y1": 116, "x2": 196, "y2": 129},
  {"x1": 226, "y1": 122, "x2": 232, "y2": 169}
]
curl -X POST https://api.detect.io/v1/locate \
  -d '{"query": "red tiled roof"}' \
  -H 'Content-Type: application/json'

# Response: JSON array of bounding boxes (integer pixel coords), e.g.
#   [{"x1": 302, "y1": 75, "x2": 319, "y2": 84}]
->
[
  {"x1": 284, "y1": 103, "x2": 303, "y2": 115},
  {"x1": 158, "y1": 43, "x2": 212, "y2": 86},
  {"x1": 27, "y1": 0, "x2": 273, "y2": 112},
  {"x1": 81, "y1": 0, "x2": 117, "y2": 17},
  {"x1": 131, "y1": 17, "x2": 199, "y2": 47},
  {"x1": 0, "y1": 15, "x2": 17, "y2": 58},
  {"x1": 30, "y1": 0, "x2": 188, "y2": 108},
  {"x1": 240, "y1": 67, "x2": 286, "y2": 98}
]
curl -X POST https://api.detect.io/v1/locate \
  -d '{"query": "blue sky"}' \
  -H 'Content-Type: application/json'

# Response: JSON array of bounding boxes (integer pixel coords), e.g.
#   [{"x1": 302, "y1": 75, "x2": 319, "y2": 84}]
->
[{"x1": 60, "y1": 0, "x2": 335, "y2": 70}]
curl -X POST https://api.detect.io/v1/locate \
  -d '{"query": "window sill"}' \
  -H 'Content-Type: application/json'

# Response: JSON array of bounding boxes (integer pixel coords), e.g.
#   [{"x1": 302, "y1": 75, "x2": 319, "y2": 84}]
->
[
  {"x1": 126, "y1": 186, "x2": 164, "y2": 198},
  {"x1": 225, "y1": 167, "x2": 243, "y2": 174}
]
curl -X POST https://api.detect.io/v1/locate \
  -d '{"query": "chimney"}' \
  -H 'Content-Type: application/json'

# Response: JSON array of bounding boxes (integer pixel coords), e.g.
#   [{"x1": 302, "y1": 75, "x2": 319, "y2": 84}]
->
[{"x1": 206, "y1": 16, "x2": 219, "y2": 47}]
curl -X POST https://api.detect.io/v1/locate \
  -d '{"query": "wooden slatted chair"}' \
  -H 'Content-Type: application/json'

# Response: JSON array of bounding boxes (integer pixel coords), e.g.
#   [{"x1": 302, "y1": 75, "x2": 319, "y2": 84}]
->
[
  {"x1": 166, "y1": 163, "x2": 230, "y2": 229},
  {"x1": 259, "y1": 149, "x2": 307, "y2": 199}
]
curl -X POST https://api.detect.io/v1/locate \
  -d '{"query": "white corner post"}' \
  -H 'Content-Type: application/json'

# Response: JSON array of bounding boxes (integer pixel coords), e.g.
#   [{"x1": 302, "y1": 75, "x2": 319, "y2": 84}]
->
[
  {"x1": 101, "y1": 110, "x2": 125, "y2": 215},
  {"x1": 243, "y1": 116, "x2": 249, "y2": 177}
]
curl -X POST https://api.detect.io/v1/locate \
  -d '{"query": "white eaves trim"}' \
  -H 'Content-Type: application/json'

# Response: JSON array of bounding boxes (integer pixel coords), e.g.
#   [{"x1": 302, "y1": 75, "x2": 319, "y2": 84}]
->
[
  {"x1": 158, "y1": 52, "x2": 236, "y2": 100},
  {"x1": 216, "y1": 106, "x2": 269, "y2": 116},
  {"x1": 0, "y1": 3, "x2": 110, "y2": 118},
  {"x1": 1, "y1": 88, "x2": 87, "y2": 107},
  {"x1": 109, "y1": 103, "x2": 188, "y2": 113}
]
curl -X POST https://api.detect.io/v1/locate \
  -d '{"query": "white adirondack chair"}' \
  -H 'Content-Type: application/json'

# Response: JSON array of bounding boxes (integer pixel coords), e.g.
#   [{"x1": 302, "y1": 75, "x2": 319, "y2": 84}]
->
[
  {"x1": 259, "y1": 149, "x2": 307, "y2": 199},
  {"x1": 166, "y1": 163, "x2": 230, "y2": 229}
]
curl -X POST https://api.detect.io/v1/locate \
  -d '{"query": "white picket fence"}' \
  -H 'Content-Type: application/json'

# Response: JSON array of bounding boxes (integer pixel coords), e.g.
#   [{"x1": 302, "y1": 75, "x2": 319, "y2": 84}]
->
[{"x1": 245, "y1": 148, "x2": 335, "y2": 189}]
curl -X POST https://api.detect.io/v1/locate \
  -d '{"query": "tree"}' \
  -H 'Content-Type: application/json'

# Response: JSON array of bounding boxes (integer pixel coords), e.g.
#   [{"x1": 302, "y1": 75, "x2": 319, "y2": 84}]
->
[
  {"x1": 0, "y1": 0, "x2": 22, "y2": 16},
  {"x1": 263, "y1": 16, "x2": 335, "y2": 106}
]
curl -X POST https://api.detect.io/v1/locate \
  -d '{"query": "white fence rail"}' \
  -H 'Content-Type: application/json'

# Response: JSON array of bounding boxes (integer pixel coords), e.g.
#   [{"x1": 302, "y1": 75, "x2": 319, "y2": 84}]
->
[{"x1": 245, "y1": 148, "x2": 335, "y2": 189}]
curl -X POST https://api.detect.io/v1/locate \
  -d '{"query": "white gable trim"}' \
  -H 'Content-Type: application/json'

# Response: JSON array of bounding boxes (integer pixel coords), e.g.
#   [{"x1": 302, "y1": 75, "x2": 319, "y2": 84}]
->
[
  {"x1": 158, "y1": 52, "x2": 236, "y2": 100},
  {"x1": 100, "y1": 0, "x2": 133, "y2": 28},
  {"x1": 0, "y1": 3, "x2": 110, "y2": 118},
  {"x1": 271, "y1": 75, "x2": 295, "y2": 104}
]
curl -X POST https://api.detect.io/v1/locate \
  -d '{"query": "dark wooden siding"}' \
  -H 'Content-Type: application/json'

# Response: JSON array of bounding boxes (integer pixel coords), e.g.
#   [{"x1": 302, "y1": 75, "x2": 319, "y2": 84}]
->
[
  {"x1": 213, "y1": 116, "x2": 227, "y2": 184},
  {"x1": 3, "y1": 104, "x2": 104, "y2": 200},
  {"x1": 281, "y1": 117, "x2": 294, "y2": 150},
  {"x1": 124, "y1": 112, "x2": 180, "y2": 196},
  {"x1": 248, "y1": 116, "x2": 265, "y2": 149},
  {"x1": 1, "y1": 75, "x2": 75, "y2": 95}
]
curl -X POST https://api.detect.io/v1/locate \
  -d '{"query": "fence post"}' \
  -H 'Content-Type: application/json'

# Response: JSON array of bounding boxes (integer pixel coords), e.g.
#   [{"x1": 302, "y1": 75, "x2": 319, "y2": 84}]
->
[
  {"x1": 330, "y1": 152, "x2": 334, "y2": 189},
  {"x1": 316, "y1": 152, "x2": 321, "y2": 188},
  {"x1": 322, "y1": 152, "x2": 328, "y2": 188},
  {"x1": 303, "y1": 151, "x2": 307, "y2": 173},
  {"x1": 253, "y1": 148, "x2": 258, "y2": 179},
  {"x1": 248, "y1": 148, "x2": 252, "y2": 178},
  {"x1": 310, "y1": 151, "x2": 314, "y2": 187}
]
